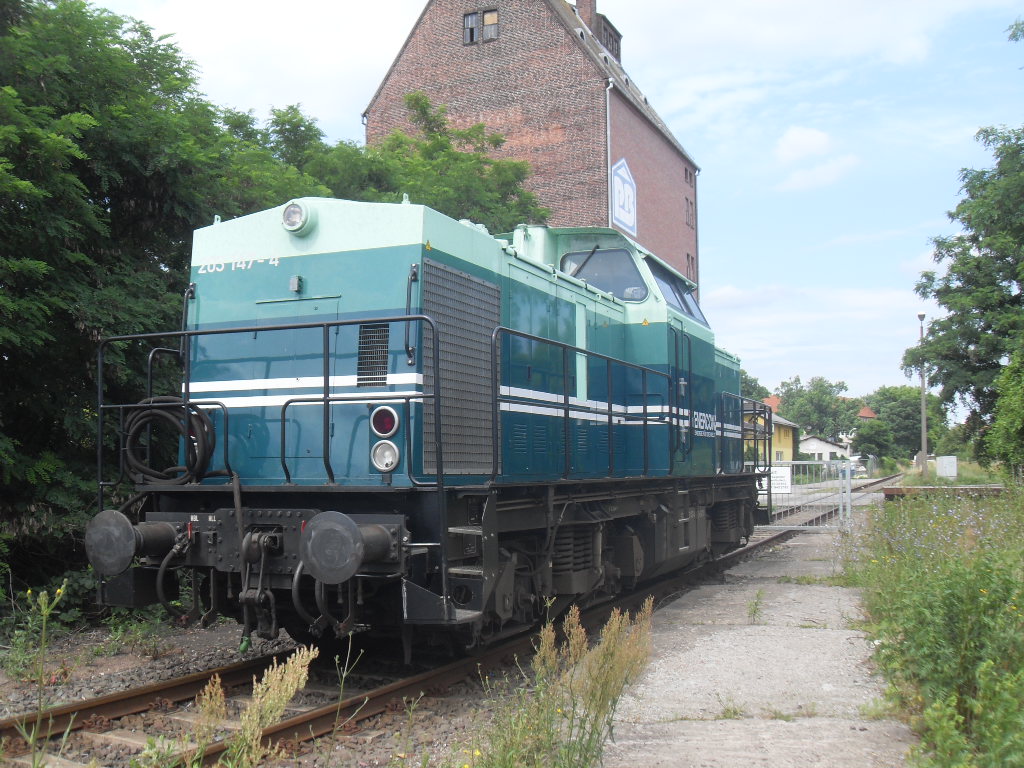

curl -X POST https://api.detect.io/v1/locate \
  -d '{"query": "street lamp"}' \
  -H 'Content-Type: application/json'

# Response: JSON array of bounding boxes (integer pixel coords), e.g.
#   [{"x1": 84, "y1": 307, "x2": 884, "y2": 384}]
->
[{"x1": 917, "y1": 312, "x2": 927, "y2": 476}]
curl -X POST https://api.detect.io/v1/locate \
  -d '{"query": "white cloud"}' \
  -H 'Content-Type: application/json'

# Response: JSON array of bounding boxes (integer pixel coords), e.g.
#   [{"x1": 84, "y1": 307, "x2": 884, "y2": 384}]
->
[
  {"x1": 703, "y1": 282, "x2": 940, "y2": 394},
  {"x1": 774, "y1": 126, "x2": 833, "y2": 165},
  {"x1": 776, "y1": 154, "x2": 860, "y2": 191}
]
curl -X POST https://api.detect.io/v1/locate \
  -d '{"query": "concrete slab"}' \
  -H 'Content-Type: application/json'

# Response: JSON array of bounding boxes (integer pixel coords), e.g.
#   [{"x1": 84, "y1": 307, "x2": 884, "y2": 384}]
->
[{"x1": 604, "y1": 530, "x2": 915, "y2": 767}]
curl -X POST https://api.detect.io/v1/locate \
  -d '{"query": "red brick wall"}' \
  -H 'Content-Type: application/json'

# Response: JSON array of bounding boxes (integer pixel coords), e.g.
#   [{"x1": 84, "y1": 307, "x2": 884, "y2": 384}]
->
[
  {"x1": 608, "y1": 90, "x2": 697, "y2": 280},
  {"x1": 365, "y1": 0, "x2": 609, "y2": 229}
]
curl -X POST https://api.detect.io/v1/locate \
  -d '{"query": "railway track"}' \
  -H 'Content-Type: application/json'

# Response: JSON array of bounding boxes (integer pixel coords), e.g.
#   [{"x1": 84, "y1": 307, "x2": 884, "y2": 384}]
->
[
  {"x1": 763, "y1": 473, "x2": 902, "y2": 530},
  {"x1": 1, "y1": 496, "x2": 882, "y2": 767}
]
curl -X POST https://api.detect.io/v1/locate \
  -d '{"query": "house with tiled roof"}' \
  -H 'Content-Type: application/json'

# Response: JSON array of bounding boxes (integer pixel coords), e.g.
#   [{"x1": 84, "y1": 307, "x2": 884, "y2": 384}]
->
[{"x1": 363, "y1": 0, "x2": 701, "y2": 281}]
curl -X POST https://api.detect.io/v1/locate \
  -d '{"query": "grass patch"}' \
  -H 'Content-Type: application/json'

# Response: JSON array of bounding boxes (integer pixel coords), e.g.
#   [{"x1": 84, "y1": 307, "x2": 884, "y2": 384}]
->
[
  {"x1": 846, "y1": 485, "x2": 1024, "y2": 766},
  {"x1": 716, "y1": 694, "x2": 745, "y2": 720},
  {"x1": 776, "y1": 574, "x2": 842, "y2": 586}
]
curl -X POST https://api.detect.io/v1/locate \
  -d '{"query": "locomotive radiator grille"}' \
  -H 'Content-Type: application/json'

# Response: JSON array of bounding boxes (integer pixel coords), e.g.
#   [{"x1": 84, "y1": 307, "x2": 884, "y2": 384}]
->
[
  {"x1": 422, "y1": 258, "x2": 501, "y2": 475},
  {"x1": 357, "y1": 323, "x2": 389, "y2": 387}
]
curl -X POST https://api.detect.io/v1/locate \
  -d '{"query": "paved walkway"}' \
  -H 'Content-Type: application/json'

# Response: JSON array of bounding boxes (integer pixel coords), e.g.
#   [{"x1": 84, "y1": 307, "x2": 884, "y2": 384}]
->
[{"x1": 603, "y1": 514, "x2": 915, "y2": 768}]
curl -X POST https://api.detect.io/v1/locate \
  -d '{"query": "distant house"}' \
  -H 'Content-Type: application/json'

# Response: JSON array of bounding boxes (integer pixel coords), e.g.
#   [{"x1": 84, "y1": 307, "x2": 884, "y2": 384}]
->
[
  {"x1": 770, "y1": 413, "x2": 799, "y2": 463},
  {"x1": 744, "y1": 397, "x2": 798, "y2": 463},
  {"x1": 800, "y1": 435, "x2": 850, "y2": 462},
  {"x1": 858, "y1": 406, "x2": 877, "y2": 420}
]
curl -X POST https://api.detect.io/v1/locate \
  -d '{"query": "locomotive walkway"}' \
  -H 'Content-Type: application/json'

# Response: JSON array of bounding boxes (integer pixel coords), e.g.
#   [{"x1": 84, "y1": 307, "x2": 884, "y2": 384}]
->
[{"x1": 603, "y1": 497, "x2": 915, "y2": 768}]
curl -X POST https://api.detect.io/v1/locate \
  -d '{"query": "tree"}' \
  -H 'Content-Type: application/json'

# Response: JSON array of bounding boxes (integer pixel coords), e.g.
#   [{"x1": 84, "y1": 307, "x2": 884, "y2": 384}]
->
[
  {"x1": 740, "y1": 369, "x2": 770, "y2": 401},
  {"x1": 986, "y1": 344, "x2": 1024, "y2": 470},
  {"x1": 0, "y1": 1, "x2": 325, "y2": 555},
  {"x1": 865, "y1": 385, "x2": 948, "y2": 461},
  {"x1": 775, "y1": 376, "x2": 859, "y2": 441},
  {"x1": 904, "y1": 26, "x2": 1024, "y2": 448},
  {"x1": 851, "y1": 418, "x2": 894, "y2": 459},
  {"x1": 372, "y1": 92, "x2": 550, "y2": 233}
]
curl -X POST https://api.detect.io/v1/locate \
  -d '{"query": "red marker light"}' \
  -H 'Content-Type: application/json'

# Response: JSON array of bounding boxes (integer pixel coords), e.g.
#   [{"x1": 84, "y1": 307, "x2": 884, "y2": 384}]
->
[{"x1": 370, "y1": 406, "x2": 399, "y2": 438}]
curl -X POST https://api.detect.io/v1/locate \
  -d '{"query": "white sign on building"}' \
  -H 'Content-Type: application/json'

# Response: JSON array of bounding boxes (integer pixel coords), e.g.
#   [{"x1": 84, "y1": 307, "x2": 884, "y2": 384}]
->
[{"x1": 611, "y1": 158, "x2": 637, "y2": 236}]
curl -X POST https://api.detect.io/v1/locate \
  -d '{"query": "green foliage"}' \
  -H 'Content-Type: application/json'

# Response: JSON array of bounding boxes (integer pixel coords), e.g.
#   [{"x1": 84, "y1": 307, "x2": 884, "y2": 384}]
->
[
  {"x1": 775, "y1": 375, "x2": 859, "y2": 441},
  {"x1": 373, "y1": 92, "x2": 550, "y2": 233},
  {"x1": 0, "y1": 1, "x2": 327, "y2": 566},
  {"x1": 865, "y1": 385, "x2": 948, "y2": 461},
  {"x1": 852, "y1": 489, "x2": 1024, "y2": 766},
  {"x1": 850, "y1": 418, "x2": 894, "y2": 460},
  {"x1": 0, "y1": 5, "x2": 546, "y2": 590},
  {"x1": 740, "y1": 368, "x2": 770, "y2": 400},
  {"x1": 904, "y1": 122, "x2": 1024, "y2": 451},
  {"x1": 986, "y1": 344, "x2": 1024, "y2": 472}
]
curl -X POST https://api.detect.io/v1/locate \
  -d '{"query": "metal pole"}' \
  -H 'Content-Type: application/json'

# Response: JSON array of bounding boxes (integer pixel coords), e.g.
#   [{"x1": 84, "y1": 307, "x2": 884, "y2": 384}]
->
[{"x1": 918, "y1": 313, "x2": 928, "y2": 477}]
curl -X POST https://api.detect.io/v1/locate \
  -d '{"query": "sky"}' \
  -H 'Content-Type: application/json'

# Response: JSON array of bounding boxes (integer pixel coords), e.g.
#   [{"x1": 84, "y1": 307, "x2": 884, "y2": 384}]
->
[{"x1": 96, "y1": 0, "x2": 1024, "y2": 400}]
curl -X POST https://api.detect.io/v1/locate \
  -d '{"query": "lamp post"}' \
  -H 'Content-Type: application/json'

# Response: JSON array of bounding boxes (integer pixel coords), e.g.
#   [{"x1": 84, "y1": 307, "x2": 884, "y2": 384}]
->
[{"x1": 917, "y1": 312, "x2": 927, "y2": 476}]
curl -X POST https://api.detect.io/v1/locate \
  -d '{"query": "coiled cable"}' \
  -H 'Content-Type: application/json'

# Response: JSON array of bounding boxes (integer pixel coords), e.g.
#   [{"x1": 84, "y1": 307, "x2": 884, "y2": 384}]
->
[{"x1": 123, "y1": 396, "x2": 216, "y2": 483}]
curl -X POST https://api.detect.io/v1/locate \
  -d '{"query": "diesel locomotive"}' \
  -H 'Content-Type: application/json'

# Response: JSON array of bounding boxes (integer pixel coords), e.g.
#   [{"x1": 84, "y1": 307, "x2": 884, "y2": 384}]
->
[{"x1": 85, "y1": 197, "x2": 772, "y2": 656}]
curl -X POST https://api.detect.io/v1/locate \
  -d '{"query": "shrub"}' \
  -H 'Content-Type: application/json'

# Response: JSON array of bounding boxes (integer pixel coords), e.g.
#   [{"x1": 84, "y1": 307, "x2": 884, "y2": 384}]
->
[{"x1": 851, "y1": 487, "x2": 1024, "y2": 766}]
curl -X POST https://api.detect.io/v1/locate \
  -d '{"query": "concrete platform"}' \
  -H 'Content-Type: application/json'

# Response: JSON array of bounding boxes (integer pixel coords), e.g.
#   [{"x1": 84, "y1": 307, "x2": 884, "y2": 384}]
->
[{"x1": 603, "y1": 522, "x2": 915, "y2": 768}]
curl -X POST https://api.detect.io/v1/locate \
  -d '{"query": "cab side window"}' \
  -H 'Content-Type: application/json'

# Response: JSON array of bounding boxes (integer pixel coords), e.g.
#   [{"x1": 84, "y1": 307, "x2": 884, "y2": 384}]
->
[{"x1": 647, "y1": 260, "x2": 709, "y2": 326}]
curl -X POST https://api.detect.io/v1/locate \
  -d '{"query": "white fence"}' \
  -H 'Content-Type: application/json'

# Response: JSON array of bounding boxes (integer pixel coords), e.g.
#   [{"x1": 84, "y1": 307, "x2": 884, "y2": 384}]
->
[{"x1": 759, "y1": 461, "x2": 854, "y2": 531}]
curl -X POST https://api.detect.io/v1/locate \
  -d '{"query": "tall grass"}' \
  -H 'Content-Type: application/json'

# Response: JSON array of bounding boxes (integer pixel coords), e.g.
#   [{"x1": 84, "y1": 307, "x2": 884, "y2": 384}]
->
[
  {"x1": 851, "y1": 486, "x2": 1024, "y2": 767},
  {"x1": 462, "y1": 598, "x2": 653, "y2": 768}
]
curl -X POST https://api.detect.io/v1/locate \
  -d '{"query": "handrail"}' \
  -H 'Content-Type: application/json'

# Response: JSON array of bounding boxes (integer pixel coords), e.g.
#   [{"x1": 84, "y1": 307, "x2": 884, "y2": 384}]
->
[{"x1": 97, "y1": 313, "x2": 442, "y2": 493}]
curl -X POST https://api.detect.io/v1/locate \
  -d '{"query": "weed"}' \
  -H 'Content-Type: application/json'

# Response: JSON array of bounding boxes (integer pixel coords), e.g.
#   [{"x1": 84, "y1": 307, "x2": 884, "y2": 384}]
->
[
  {"x1": 14, "y1": 580, "x2": 76, "y2": 768},
  {"x1": 848, "y1": 485, "x2": 1024, "y2": 765},
  {"x1": 330, "y1": 633, "x2": 367, "y2": 735},
  {"x1": 746, "y1": 589, "x2": 765, "y2": 624},
  {"x1": 458, "y1": 597, "x2": 653, "y2": 768},
  {"x1": 763, "y1": 702, "x2": 816, "y2": 721},
  {"x1": 715, "y1": 694, "x2": 745, "y2": 720},
  {"x1": 130, "y1": 645, "x2": 319, "y2": 768},
  {"x1": 777, "y1": 574, "x2": 840, "y2": 586},
  {"x1": 859, "y1": 696, "x2": 899, "y2": 721}
]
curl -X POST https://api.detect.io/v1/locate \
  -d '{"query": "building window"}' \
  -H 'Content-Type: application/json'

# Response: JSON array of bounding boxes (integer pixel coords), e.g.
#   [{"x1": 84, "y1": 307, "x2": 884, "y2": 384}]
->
[
  {"x1": 684, "y1": 198, "x2": 696, "y2": 230},
  {"x1": 464, "y1": 9, "x2": 498, "y2": 44},
  {"x1": 463, "y1": 12, "x2": 478, "y2": 43},
  {"x1": 775, "y1": 450, "x2": 783, "y2": 462},
  {"x1": 482, "y1": 9, "x2": 499, "y2": 40}
]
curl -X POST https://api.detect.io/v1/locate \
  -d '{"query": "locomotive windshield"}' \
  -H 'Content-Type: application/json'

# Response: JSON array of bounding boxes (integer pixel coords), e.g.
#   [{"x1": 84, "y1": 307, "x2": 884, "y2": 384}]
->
[
  {"x1": 560, "y1": 248, "x2": 649, "y2": 301},
  {"x1": 647, "y1": 259, "x2": 709, "y2": 326}
]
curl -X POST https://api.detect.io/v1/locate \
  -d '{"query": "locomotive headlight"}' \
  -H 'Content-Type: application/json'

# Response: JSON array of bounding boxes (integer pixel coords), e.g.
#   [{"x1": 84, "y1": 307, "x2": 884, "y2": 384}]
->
[
  {"x1": 281, "y1": 200, "x2": 317, "y2": 236},
  {"x1": 370, "y1": 406, "x2": 399, "y2": 438},
  {"x1": 371, "y1": 440, "x2": 399, "y2": 473}
]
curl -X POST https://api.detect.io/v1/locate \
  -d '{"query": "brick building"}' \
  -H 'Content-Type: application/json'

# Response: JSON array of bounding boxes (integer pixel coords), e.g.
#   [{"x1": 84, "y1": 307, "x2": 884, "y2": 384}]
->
[{"x1": 363, "y1": 0, "x2": 700, "y2": 282}]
